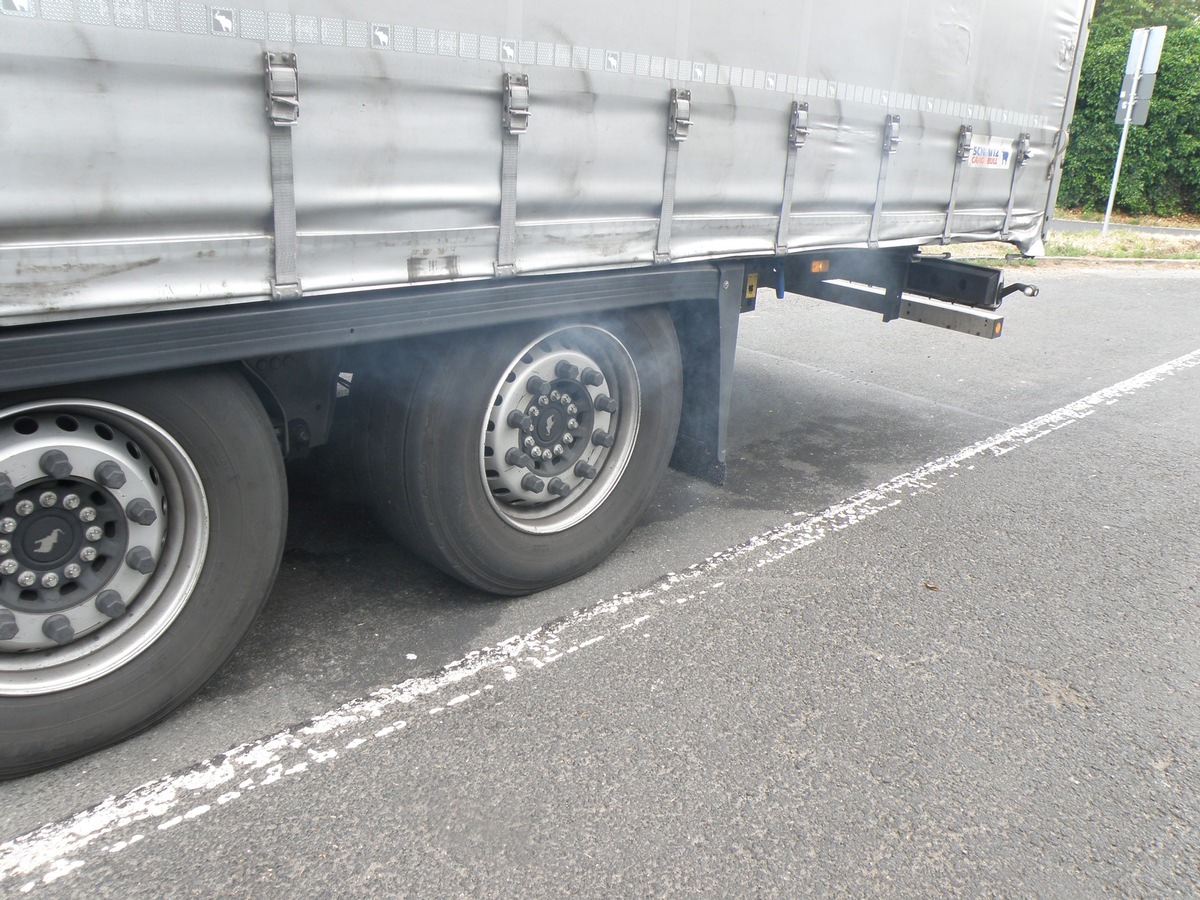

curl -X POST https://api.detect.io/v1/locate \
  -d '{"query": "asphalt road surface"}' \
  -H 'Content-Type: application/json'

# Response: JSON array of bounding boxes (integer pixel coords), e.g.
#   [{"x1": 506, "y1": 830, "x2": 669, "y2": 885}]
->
[{"x1": 3, "y1": 267, "x2": 1199, "y2": 896}]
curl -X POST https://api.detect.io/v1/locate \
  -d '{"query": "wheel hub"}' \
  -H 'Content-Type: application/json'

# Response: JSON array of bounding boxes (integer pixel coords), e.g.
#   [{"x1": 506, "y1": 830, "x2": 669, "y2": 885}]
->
[
  {"x1": 2, "y1": 478, "x2": 127, "y2": 615},
  {"x1": 481, "y1": 326, "x2": 641, "y2": 534},
  {"x1": 0, "y1": 408, "x2": 167, "y2": 653}
]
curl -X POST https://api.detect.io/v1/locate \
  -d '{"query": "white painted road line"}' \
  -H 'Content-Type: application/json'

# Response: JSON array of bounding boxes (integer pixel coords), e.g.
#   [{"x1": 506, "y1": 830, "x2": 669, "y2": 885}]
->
[{"x1": 3, "y1": 348, "x2": 1199, "y2": 892}]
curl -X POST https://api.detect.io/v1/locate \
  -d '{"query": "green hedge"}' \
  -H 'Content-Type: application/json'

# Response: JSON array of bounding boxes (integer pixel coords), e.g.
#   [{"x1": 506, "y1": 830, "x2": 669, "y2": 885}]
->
[{"x1": 1058, "y1": 1, "x2": 1200, "y2": 216}]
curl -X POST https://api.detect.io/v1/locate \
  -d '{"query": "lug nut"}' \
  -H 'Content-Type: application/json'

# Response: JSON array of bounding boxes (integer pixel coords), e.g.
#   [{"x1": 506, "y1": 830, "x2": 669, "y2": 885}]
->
[
  {"x1": 566, "y1": 404, "x2": 579, "y2": 417},
  {"x1": 96, "y1": 590, "x2": 126, "y2": 619},
  {"x1": 17, "y1": 571, "x2": 35, "y2": 587},
  {"x1": 94, "y1": 460, "x2": 127, "y2": 489},
  {"x1": 0, "y1": 539, "x2": 10, "y2": 555},
  {"x1": 0, "y1": 560, "x2": 17, "y2": 575},
  {"x1": 64, "y1": 563, "x2": 81, "y2": 579},
  {"x1": 41, "y1": 572, "x2": 59, "y2": 589},
  {"x1": 555, "y1": 361, "x2": 580, "y2": 381},
  {"x1": 63, "y1": 494, "x2": 81, "y2": 510},
  {"x1": 523, "y1": 436, "x2": 535, "y2": 450},
  {"x1": 505, "y1": 448, "x2": 531, "y2": 469},
  {"x1": 547, "y1": 477, "x2": 571, "y2": 498},
  {"x1": 16, "y1": 500, "x2": 34, "y2": 516},
  {"x1": 581, "y1": 368, "x2": 604, "y2": 387},
  {"x1": 520, "y1": 473, "x2": 545, "y2": 493},
  {"x1": 592, "y1": 429, "x2": 615, "y2": 448},
  {"x1": 537, "y1": 395, "x2": 550, "y2": 407},
  {"x1": 507, "y1": 410, "x2": 533, "y2": 432},
  {"x1": 0, "y1": 472, "x2": 13, "y2": 504},
  {"x1": 567, "y1": 418, "x2": 579, "y2": 430},
  {"x1": 0, "y1": 610, "x2": 17, "y2": 641},
  {"x1": 529, "y1": 447, "x2": 543, "y2": 460},
  {"x1": 80, "y1": 546, "x2": 97, "y2": 562},
  {"x1": 1, "y1": 518, "x2": 16, "y2": 534},
  {"x1": 550, "y1": 390, "x2": 562, "y2": 403},
  {"x1": 85, "y1": 526, "x2": 103, "y2": 541},
  {"x1": 126, "y1": 546, "x2": 156, "y2": 575},
  {"x1": 552, "y1": 444, "x2": 565, "y2": 457},
  {"x1": 42, "y1": 615, "x2": 74, "y2": 646},
  {"x1": 575, "y1": 461, "x2": 598, "y2": 479},
  {"x1": 595, "y1": 395, "x2": 618, "y2": 414},
  {"x1": 526, "y1": 376, "x2": 550, "y2": 395},
  {"x1": 39, "y1": 449, "x2": 72, "y2": 479},
  {"x1": 126, "y1": 498, "x2": 158, "y2": 526},
  {"x1": 39, "y1": 492, "x2": 58, "y2": 508},
  {"x1": 79, "y1": 507, "x2": 97, "y2": 523},
  {"x1": 562, "y1": 433, "x2": 575, "y2": 446},
  {"x1": 528, "y1": 405, "x2": 540, "y2": 418}
]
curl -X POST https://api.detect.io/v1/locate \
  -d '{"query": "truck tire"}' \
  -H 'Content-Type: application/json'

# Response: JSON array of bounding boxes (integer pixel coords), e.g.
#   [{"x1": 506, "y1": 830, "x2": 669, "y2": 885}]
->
[
  {"x1": 0, "y1": 369, "x2": 286, "y2": 778},
  {"x1": 363, "y1": 308, "x2": 682, "y2": 594}
]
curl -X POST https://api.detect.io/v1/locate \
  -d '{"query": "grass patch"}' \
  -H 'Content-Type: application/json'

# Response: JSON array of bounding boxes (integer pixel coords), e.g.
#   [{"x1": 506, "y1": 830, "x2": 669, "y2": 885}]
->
[
  {"x1": 1044, "y1": 230, "x2": 1200, "y2": 260},
  {"x1": 922, "y1": 231, "x2": 1200, "y2": 264},
  {"x1": 1056, "y1": 207, "x2": 1200, "y2": 231}
]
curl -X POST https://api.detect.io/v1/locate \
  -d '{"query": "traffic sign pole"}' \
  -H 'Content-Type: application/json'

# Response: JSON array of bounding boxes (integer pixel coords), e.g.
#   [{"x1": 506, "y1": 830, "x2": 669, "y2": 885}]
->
[{"x1": 1103, "y1": 26, "x2": 1167, "y2": 236}]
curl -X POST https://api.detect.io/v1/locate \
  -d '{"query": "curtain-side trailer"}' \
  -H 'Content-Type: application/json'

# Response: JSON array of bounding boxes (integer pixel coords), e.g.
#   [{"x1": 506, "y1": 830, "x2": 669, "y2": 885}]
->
[{"x1": 0, "y1": 0, "x2": 1091, "y2": 775}]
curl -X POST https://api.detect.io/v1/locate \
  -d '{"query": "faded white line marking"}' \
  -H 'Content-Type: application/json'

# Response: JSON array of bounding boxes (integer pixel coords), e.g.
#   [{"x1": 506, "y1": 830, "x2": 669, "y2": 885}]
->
[{"x1": 2, "y1": 348, "x2": 1197, "y2": 888}]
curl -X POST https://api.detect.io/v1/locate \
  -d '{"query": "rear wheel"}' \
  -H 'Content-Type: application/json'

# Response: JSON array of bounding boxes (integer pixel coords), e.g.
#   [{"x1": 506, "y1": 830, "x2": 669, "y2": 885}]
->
[
  {"x1": 363, "y1": 308, "x2": 682, "y2": 594},
  {"x1": 0, "y1": 369, "x2": 286, "y2": 777}
]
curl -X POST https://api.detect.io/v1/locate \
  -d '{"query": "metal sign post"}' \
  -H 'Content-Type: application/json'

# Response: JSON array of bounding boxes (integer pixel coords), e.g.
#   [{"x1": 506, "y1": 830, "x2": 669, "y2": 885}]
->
[{"x1": 1103, "y1": 26, "x2": 1167, "y2": 235}]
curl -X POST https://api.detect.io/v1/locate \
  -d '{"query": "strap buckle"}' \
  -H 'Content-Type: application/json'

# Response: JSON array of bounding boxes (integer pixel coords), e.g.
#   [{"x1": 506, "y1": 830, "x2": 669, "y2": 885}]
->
[{"x1": 265, "y1": 52, "x2": 300, "y2": 127}]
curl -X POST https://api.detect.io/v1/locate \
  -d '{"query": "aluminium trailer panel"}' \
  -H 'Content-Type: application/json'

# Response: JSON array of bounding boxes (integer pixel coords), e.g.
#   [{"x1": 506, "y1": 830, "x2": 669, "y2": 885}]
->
[{"x1": 0, "y1": 0, "x2": 1090, "y2": 325}]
